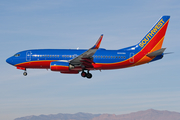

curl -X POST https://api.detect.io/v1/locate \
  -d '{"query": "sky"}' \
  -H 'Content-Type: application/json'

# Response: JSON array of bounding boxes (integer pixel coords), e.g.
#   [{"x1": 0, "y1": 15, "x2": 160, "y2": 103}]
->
[{"x1": 0, "y1": 0, "x2": 180, "y2": 120}]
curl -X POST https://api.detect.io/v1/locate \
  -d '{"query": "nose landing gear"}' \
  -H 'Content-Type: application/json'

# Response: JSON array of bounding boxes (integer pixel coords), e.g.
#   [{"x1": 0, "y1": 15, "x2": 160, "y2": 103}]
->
[{"x1": 23, "y1": 71, "x2": 27, "y2": 76}]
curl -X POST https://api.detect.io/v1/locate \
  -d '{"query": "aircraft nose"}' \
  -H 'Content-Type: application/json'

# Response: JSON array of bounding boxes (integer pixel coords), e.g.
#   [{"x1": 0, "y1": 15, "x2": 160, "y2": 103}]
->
[{"x1": 6, "y1": 57, "x2": 13, "y2": 65}]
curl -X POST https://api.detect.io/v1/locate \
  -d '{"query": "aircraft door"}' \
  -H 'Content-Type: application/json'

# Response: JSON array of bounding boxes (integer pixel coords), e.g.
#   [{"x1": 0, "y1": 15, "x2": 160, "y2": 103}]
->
[
  {"x1": 129, "y1": 53, "x2": 134, "y2": 63},
  {"x1": 26, "y1": 51, "x2": 31, "y2": 61}
]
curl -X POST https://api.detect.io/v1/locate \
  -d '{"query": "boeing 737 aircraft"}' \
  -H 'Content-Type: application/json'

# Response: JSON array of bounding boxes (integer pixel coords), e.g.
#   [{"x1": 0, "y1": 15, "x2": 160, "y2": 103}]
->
[{"x1": 6, "y1": 16, "x2": 170, "y2": 79}]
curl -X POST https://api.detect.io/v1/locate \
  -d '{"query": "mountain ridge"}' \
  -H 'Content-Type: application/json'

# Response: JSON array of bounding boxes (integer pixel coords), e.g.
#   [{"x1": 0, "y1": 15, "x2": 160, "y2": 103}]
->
[{"x1": 14, "y1": 109, "x2": 180, "y2": 120}]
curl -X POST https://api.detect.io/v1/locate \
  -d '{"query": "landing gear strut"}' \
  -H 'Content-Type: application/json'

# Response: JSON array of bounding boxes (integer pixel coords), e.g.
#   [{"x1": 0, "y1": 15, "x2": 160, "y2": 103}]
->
[{"x1": 81, "y1": 70, "x2": 92, "y2": 79}]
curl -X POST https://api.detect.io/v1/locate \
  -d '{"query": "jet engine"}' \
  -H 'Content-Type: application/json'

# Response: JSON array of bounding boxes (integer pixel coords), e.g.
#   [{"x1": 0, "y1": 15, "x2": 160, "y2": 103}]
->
[{"x1": 50, "y1": 61, "x2": 74, "y2": 71}]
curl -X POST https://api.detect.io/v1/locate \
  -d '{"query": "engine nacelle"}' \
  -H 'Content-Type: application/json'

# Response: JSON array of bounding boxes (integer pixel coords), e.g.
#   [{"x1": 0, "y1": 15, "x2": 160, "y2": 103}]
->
[{"x1": 50, "y1": 61, "x2": 74, "y2": 71}]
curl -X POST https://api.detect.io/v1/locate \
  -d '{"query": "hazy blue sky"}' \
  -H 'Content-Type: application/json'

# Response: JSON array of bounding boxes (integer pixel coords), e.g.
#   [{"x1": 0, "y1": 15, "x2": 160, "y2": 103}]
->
[{"x1": 0, "y1": 0, "x2": 180, "y2": 120}]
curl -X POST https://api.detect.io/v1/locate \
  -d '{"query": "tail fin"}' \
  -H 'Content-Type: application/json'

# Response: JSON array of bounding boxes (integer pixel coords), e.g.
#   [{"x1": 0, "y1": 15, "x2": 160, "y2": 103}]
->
[{"x1": 137, "y1": 16, "x2": 170, "y2": 52}]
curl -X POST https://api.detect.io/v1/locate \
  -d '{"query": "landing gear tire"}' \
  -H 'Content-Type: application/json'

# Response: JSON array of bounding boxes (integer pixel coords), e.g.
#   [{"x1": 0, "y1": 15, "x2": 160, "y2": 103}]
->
[
  {"x1": 81, "y1": 72, "x2": 87, "y2": 77},
  {"x1": 86, "y1": 73, "x2": 92, "y2": 79},
  {"x1": 23, "y1": 72, "x2": 27, "y2": 76},
  {"x1": 81, "y1": 70, "x2": 92, "y2": 79}
]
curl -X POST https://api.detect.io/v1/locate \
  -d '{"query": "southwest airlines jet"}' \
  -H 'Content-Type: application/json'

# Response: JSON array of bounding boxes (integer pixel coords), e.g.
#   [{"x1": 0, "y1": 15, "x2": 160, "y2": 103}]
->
[{"x1": 6, "y1": 16, "x2": 170, "y2": 79}]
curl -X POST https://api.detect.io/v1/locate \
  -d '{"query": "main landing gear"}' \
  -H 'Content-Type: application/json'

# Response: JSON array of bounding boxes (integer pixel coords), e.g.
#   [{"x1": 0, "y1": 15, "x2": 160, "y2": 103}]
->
[{"x1": 81, "y1": 70, "x2": 92, "y2": 79}]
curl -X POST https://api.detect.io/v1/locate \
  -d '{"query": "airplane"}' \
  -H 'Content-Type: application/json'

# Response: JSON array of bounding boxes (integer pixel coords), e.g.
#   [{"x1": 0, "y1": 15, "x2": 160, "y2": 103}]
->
[{"x1": 6, "y1": 15, "x2": 170, "y2": 79}]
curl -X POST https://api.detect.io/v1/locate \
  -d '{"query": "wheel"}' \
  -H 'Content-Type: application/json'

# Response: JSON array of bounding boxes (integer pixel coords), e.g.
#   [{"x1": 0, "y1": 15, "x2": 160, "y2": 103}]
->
[
  {"x1": 81, "y1": 72, "x2": 87, "y2": 77},
  {"x1": 23, "y1": 72, "x2": 27, "y2": 76},
  {"x1": 86, "y1": 73, "x2": 92, "y2": 79}
]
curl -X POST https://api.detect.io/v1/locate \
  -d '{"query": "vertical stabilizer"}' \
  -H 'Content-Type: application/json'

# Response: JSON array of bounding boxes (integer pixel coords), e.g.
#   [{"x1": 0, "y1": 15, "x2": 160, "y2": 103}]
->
[{"x1": 137, "y1": 16, "x2": 170, "y2": 52}]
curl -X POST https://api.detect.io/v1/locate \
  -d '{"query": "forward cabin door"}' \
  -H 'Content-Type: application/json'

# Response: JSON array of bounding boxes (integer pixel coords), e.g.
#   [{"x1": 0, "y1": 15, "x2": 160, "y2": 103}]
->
[
  {"x1": 26, "y1": 51, "x2": 31, "y2": 61},
  {"x1": 129, "y1": 53, "x2": 134, "y2": 63}
]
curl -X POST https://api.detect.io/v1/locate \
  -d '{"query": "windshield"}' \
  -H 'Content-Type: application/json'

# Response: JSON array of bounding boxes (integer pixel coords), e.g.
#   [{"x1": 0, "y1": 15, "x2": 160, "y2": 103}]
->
[{"x1": 14, "y1": 54, "x2": 20, "y2": 57}]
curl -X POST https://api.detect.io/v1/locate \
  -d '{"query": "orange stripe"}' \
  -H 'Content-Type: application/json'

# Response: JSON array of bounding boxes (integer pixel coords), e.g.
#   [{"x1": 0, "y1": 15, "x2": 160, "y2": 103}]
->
[{"x1": 131, "y1": 36, "x2": 165, "y2": 66}]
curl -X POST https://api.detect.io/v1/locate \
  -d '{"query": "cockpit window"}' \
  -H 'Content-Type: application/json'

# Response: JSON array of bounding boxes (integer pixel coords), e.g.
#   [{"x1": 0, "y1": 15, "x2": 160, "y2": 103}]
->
[{"x1": 14, "y1": 54, "x2": 20, "y2": 57}]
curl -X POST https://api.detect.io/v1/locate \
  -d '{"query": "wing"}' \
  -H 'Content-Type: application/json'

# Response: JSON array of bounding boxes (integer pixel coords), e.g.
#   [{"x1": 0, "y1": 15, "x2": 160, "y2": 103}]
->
[{"x1": 70, "y1": 34, "x2": 103, "y2": 67}]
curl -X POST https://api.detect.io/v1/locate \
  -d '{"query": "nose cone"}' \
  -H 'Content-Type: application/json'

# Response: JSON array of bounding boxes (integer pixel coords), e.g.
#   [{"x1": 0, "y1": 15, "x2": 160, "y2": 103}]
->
[{"x1": 6, "y1": 57, "x2": 14, "y2": 65}]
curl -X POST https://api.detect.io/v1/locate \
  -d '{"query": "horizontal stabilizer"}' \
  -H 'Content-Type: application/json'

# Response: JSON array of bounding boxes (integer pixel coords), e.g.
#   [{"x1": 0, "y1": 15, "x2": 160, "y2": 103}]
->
[{"x1": 146, "y1": 48, "x2": 166, "y2": 57}]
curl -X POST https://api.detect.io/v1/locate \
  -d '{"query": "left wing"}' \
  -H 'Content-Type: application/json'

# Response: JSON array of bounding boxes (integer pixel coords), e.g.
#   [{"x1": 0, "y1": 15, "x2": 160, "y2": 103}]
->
[{"x1": 70, "y1": 34, "x2": 103, "y2": 67}]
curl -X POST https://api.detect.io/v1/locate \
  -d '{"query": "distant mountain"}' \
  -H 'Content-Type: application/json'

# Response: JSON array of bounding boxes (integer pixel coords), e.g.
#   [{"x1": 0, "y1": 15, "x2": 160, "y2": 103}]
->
[
  {"x1": 14, "y1": 109, "x2": 180, "y2": 120},
  {"x1": 14, "y1": 112, "x2": 101, "y2": 120},
  {"x1": 92, "y1": 109, "x2": 180, "y2": 120}
]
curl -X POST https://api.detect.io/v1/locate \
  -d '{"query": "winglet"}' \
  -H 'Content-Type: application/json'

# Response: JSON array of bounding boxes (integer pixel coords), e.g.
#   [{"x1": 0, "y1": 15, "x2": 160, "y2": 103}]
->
[{"x1": 91, "y1": 34, "x2": 103, "y2": 49}]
